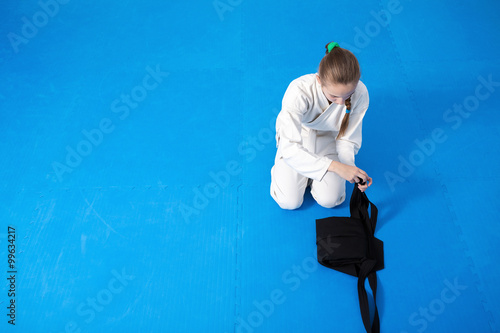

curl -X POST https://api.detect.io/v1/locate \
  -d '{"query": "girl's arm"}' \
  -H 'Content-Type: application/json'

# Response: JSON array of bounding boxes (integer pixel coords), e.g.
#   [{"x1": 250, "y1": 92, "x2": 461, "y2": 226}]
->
[{"x1": 328, "y1": 160, "x2": 373, "y2": 192}]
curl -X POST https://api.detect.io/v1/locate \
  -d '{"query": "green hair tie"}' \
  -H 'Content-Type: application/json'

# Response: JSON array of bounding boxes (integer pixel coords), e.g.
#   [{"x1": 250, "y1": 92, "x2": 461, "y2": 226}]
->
[{"x1": 327, "y1": 42, "x2": 340, "y2": 53}]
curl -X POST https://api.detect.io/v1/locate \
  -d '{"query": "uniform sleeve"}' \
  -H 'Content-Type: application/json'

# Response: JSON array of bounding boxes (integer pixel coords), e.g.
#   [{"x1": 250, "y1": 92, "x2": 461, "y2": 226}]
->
[
  {"x1": 336, "y1": 87, "x2": 370, "y2": 166},
  {"x1": 276, "y1": 84, "x2": 333, "y2": 181}
]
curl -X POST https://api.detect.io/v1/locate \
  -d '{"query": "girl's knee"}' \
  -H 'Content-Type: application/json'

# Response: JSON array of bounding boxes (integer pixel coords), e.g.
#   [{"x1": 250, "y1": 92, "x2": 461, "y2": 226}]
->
[
  {"x1": 277, "y1": 196, "x2": 304, "y2": 210},
  {"x1": 314, "y1": 191, "x2": 345, "y2": 209},
  {"x1": 270, "y1": 173, "x2": 306, "y2": 210},
  {"x1": 270, "y1": 186, "x2": 304, "y2": 210}
]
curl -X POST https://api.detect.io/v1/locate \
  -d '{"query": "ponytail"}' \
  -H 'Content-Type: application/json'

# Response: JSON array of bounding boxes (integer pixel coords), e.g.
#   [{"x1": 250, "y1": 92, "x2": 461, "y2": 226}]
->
[{"x1": 336, "y1": 97, "x2": 351, "y2": 140}]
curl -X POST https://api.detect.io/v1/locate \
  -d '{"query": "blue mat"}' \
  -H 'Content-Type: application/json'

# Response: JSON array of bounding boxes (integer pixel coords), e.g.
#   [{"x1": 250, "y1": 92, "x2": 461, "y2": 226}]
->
[{"x1": 1, "y1": 0, "x2": 499, "y2": 332}]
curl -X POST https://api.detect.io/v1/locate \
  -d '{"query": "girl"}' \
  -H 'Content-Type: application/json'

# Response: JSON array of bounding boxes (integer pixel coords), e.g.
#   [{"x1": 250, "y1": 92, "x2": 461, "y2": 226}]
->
[{"x1": 270, "y1": 41, "x2": 373, "y2": 210}]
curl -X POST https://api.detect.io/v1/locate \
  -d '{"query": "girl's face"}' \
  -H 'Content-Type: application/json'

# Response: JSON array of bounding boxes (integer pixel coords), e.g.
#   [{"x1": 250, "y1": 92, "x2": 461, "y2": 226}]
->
[{"x1": 316, "y1": 75, "x2": 358, "y2": 106}]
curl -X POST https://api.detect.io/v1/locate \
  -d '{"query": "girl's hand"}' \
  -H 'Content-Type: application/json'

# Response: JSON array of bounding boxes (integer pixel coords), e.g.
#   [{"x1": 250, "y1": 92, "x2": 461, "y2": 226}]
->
[
  {"x1": 357, "y1": 177, "x2": 372, "y2": 192},
  {"x1": 328, "y1": 161, "x2": 373, "y2": 192}
]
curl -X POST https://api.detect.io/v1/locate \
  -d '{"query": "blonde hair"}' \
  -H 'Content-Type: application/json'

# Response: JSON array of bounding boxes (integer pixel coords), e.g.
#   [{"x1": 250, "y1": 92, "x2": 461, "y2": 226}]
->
[{"x1": 318, "y1": 42, "x2": 361, "y2": 139}]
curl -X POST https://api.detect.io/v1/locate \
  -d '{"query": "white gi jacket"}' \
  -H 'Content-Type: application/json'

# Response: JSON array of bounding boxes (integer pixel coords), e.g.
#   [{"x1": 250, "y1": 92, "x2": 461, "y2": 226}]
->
[{"x1": 275, "y1": 73, "x2": 369, "y2": 182}]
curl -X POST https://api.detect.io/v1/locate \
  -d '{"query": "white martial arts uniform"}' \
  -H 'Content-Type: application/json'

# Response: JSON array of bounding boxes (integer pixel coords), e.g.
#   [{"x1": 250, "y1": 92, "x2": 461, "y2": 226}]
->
[{"x1": 270, "y1": 73, "x2": 369, "y2": 209}]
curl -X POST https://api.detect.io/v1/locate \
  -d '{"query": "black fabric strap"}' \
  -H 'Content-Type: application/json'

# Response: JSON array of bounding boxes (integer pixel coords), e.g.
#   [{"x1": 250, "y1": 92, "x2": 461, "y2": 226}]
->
[
  {"x1": 357, "y1": 261, "x2": 380, "y2": 333},
  {"x1": 350, "y1": 187, "x2": 378, "y2": 235},
  {"x1": 352, "y1": 184, "x2": 381, "y2": 333},
  {"x1": 368, "y1": 272, "x2": 380, "y2": 332}
]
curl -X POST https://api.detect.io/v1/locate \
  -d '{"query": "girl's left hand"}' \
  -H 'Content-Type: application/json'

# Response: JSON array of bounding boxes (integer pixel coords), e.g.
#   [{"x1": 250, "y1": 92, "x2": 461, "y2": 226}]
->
[{"x1": 357, "y1": 177, "x2": 372, "y2": 192}]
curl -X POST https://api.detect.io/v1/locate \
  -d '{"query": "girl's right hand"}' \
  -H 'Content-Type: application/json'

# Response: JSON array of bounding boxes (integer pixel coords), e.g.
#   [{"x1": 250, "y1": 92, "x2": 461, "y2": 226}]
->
[{"x1": 328, "y1": 161, "x2": 372, "y2": 187}]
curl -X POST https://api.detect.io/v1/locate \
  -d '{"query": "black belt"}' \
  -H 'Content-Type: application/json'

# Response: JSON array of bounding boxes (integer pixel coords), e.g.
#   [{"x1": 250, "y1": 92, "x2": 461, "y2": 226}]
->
[{"x1": 316, "y1": 181, "x2": 384, "y2": 332}]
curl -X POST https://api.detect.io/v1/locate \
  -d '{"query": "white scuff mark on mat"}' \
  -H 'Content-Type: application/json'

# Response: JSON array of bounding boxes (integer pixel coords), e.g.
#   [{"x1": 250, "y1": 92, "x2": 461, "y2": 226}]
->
[
  {"x1": 81, "y1": 192, "x2": 127, "y2": 240},
  {"x1": 54, "y1": 250, "x2": 64, "y2": 271},
  {"x1": 81, "y1": 234, "x2": 87, "y2": 255}
]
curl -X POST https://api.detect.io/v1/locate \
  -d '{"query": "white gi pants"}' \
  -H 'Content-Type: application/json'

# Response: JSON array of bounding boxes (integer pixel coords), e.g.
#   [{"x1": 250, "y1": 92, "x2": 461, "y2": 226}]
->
[
  {"x1": 270, "y1": 121, "x2": 347, "y2": 211},
  {"x1": 270, "y1": 155, "x2": 346, "y2": 210}
]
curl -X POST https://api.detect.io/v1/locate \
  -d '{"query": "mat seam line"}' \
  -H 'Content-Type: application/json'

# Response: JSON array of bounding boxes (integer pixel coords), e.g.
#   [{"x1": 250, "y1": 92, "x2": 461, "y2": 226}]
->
[
  {"x1": 384, "y1": 9, "x2": 498, "y2": 332},
  {"x1": 233, "y1": 184, "x2": 242, "y2": 332},
  {"x1": 438, "y1": 182, "x2": 498, "y2": 332}
]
